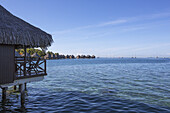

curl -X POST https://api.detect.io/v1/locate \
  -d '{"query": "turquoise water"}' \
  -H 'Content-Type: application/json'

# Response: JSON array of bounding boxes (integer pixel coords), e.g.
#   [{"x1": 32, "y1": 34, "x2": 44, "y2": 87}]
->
[{"x1": 0, "y1": 58, "x2": 170, "y2": 112}]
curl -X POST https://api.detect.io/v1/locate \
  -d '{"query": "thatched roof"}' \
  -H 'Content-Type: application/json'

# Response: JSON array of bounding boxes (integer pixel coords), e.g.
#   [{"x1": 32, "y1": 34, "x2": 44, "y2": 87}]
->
[
  {"x1": 86, "y1": 55, "x2": 91, "y2": 58},
  {"x1": 0, "y1": 5, "x2": 53, "y2": 48}
]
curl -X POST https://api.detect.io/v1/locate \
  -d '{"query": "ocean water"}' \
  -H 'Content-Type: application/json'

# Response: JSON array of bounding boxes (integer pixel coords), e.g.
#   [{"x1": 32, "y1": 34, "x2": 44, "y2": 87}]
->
[{"x1": 0, "y1": 58, "x2": 170, "y2": 112}]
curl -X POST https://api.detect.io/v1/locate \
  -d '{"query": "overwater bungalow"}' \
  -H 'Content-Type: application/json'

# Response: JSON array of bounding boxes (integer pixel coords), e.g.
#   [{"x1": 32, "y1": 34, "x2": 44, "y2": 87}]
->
[
  {"x1": 86, "y1": 55, "x2": 91, "y2": 59},
  {"x1": 70, "y1": 55, "x2": 75, "y2": 59},
  {"x1": 0, "y1": 5, "x2": 53, "y2": 106},
  {"x1": 55, "y1": 54, "x2": 60, "y2": 59},
  {"x1": 52, "y1": 54, "x2": 55, "y2": 59},
  {"x1": 80, "y1": 55, "x2": 86, "y2": 58},
  {"x1": 91, "y1": 55, "x2": 96, "y2": 58},
  {"x1": 65, "y1": 55, "x2": 70, "y2": 59},
  {"x1": 60, "y1": 55, "x2": 65, "y2": 59},
  {"x1": 76, "y1": 55, "x2": 80, "y2": 59}
]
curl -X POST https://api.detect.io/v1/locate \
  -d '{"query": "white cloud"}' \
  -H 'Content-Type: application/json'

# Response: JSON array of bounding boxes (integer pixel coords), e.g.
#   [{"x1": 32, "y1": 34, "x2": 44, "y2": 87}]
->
[
  {"x1": 52, "y1": 19, "x2": 128, "y2": 35},
  {"x1": 97, "y1": 19, "x2": 127, "y2": 27},
  {"x1": 49, "y1": 12, "x2": 170, "y2": 57},
  {"x1": 51, "y1": 12, "x2": 170, "y2": 35}
]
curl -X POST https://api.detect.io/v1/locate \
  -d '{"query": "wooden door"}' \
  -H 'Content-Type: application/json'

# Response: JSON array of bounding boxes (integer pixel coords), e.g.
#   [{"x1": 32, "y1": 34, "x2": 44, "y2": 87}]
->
[{"x1": 0, "y1": 45, "x2": 15, "y2": 84}]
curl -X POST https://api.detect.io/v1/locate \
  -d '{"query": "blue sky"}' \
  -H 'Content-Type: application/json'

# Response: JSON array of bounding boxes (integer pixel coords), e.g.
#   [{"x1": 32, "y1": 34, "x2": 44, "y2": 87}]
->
[{"x1": 1, "y1": 0, "x2": 170, "y2": 57}]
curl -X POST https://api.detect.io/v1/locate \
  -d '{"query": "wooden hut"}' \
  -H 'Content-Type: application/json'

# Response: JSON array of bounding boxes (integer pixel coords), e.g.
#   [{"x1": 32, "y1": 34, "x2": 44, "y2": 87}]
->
[
  {"x1": 91, "y1": 55, "x2": 96, "y2": 58},
  {"x1": 86, "y1": 55, "x2": 91, "y2": 59},
  {"x1": 65, "y1": 55, "x2": 70, "y2": 59},
  {"x1": 70, "y1": 55, "x2": 75, "y2": 59},
  {"x1": 55, "y1": 53, "x2": 60, "y2": 59},
  {"x1": 76, "y1": 55, "x2": 80, "y2": 59},
  {"x1": 52, "y1": 54, "x2": 55, "y2": 59},
  {"x1": 80, "y1": 55, "x2": 86, "y2": 59},
  {"x1": 60, "y1": 55, "x2": 65, "y2": 59},
  {"x1": 0, "y1": 5, "x2": 53, "y2": 106}
]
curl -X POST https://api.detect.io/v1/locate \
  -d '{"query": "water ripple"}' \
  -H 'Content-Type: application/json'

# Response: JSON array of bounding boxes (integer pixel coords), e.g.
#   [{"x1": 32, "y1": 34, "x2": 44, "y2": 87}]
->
[{"x1": 1, "y1": 58, "x2": 170, "y2": 112}]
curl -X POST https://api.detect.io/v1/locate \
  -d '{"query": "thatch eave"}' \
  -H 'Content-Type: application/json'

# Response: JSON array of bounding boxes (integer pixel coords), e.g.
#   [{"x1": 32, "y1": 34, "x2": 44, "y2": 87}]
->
[{"x1": 0, "y1": 5, "x2": 53, "y2": 48}]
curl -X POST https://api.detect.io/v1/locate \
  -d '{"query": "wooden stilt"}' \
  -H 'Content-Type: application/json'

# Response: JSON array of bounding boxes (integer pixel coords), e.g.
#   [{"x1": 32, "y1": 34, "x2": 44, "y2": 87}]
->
[
  {"x1": 2, "y1": 87, "x2": 7, "y2": 101},
  {"x1": 20, "y1": 84, "x2": 25, "y2": 107},
  {"x1": 25, "y1": 83, "x2": 27, "y2": 91},
  {"x1": 19, "y1": 84, "x2": 22, "y2": 92},
  {"x1": 14, "y1": 85, "x2": 17, "y2": 90}
]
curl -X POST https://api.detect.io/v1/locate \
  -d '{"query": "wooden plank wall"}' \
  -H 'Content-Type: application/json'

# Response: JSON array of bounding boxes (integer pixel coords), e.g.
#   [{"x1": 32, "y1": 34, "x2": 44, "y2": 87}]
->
[{"x1": 0, "y1": 45, "x2": 15, "y2": 84}]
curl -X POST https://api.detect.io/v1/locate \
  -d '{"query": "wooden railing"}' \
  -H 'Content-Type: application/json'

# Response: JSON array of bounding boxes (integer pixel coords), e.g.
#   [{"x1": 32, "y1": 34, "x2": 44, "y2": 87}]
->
[{"x1": 15, "y1": 57, "x2": 47, "y2": 79}]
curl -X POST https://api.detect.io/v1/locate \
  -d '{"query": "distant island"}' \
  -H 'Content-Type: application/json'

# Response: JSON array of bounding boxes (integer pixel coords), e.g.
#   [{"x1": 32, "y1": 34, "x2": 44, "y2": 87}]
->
[{"x1": 16, "y1": 48, "x2": 96, "y2": 59}]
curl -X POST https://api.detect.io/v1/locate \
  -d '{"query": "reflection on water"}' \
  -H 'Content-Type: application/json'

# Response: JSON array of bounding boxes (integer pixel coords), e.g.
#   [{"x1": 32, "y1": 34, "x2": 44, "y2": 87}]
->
[{"x1": 0, "y1": 58, "x2": 170, "y2": 112}]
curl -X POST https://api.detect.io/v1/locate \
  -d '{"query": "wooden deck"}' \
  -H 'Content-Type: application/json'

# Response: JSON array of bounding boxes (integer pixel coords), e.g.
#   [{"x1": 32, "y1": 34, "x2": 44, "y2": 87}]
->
[{"x1": 15, "y1": 57, "x2": 47, "y2": 80}]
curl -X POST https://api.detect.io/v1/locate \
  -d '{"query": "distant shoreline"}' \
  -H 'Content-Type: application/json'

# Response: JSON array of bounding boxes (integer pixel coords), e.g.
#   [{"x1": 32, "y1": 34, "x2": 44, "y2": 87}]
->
[
  {"x1": 46, "y1": 57, "x2": 170, "y2": 60},
  {"x1": 44, "y1": 54, "x2": 96, "y2": 60},
  {"x1": 95, "y1": 57, "x2": 170, "y2": 59}
]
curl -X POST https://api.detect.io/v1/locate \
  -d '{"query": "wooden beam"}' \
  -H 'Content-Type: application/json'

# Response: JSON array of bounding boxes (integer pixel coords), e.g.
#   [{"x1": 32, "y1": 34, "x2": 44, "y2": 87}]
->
[
  {"x1": 24, "y1": 46, "x2": 26, "y2": 77},
  {"x1": 16, "y1": 73, "x2": 47, "y2": 80}
]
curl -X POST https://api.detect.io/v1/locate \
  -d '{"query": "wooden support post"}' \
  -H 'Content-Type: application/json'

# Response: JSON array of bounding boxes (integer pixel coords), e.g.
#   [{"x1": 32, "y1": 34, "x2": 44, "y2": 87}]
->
[
  {"x1": 2, "y1": 87, "x2": 7, "y2": 101},
  {"x1": 20, "y1": 83, "x2": 27, "y2": 91},
  {"x1": 44, "y1": 59, "x2": 46, "y2": 74},
  {"x1": 19, "y1": 84, "x2": 22, "y2": 92},
  {"x1": 25, "y1": 83, "x2": 27, "y2": 91},
  {"x1": 20, "y1": 84, "x2": 25, "y2": 107},
  {"x1": 14, "y1": 85, "x2": 17, "y2": 91},
  {"x1": 24, "y1": 46, "x2": 26, "y2": 77}
]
